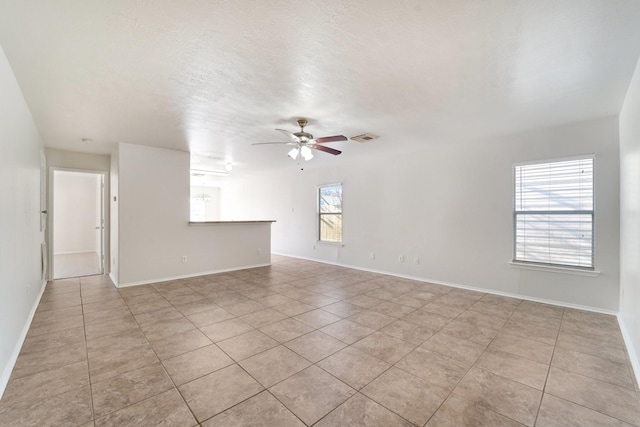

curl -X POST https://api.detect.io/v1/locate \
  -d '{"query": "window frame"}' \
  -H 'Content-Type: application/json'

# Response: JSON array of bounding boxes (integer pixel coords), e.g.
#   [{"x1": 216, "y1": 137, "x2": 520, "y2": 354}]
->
[
  {"x1": 318, "y1": 183, "x2": 343, "y2": 244},
  {"x1": 512, "y1": 155, "x2": 595, "y2": 271}
]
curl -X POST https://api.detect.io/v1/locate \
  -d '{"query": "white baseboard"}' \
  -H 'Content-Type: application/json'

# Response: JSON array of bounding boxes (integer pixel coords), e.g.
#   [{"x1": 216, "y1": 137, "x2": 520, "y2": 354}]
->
[
  {"x1": 273, "y1": 252, "x2": 618, "y2": 315},
  {"x1": 617, "y1": 315, "x2": 640, "y2": 391},
  {"x1": 0, "y1": 279, "x2": 47, "y2": 400},
  {"x1": 53, "y1": 250, "x2": 98, "y2": 255},
  {"x1": 116, "y1": 263, "x2": 272, "y2": 288}
]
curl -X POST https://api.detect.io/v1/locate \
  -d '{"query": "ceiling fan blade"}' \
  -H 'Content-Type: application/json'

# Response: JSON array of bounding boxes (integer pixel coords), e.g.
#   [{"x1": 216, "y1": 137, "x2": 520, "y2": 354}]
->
[
  {"x1": 276, "y1": 128, "x2": 300, "y2": 143},
  {"x1": 312, "y1": 135, "x2": 348, "y2": 144},
  {"x1": 310, "y1": 144, "x2": 342, "y2": 155},
  {"x1": 251, "y1": 142, "x2": 295, "y2": 145}
]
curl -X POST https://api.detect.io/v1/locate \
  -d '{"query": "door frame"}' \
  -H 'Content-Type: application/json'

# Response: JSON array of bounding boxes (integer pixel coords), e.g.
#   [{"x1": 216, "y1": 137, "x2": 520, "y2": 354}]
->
[{"x1": 48, "y1": 167, "x2": 108, "y2": 279}]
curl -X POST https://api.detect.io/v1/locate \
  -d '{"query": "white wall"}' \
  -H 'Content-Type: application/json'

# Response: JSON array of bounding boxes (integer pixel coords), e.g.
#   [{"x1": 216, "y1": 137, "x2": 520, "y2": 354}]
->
[
  {"x1": 619, "y1": 57, "x2": 640, "y2": 384},
  {"x1": 53, "y1": 171, "x2": 99, "y2": 254},
  {"x1": 224, "y1": 116, "x2": 620, "y2": 312},
  {"x1": 110, "y1": 145, "x2": 119, "y2": 284},
  {"x1": 0, "y1": 45, "x2": 45, "y2": 396},
  {"x1": 115, "y1": 143, "x2": 271, "y2": 286}
]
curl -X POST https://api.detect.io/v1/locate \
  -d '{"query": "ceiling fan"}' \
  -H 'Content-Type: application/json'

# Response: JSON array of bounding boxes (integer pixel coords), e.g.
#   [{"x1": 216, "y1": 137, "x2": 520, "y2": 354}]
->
[{"x1": 252, "y1": 119, "x2": 347, "y2": 161}]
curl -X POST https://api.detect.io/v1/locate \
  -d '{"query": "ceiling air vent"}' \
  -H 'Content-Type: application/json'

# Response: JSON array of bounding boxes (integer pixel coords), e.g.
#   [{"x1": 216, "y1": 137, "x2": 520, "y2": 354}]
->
[{"x1": 350, "y1": 133, "x2": 379, "y2": 143}]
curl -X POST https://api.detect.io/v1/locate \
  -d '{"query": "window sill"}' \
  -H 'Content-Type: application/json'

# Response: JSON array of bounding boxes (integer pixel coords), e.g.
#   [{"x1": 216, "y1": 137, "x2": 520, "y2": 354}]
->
[
  {"x1": 316, "y1": 241, "x2": 344, "y2": 248},
  {"x1": 508, "y1": 261, "x2": 600, "y2": 277}
]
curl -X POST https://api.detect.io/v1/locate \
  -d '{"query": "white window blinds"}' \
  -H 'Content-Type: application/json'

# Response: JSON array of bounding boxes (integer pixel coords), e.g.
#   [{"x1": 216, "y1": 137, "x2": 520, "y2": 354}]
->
[{"x1": 514, "y1": 157, "x2": 594, "y2": 269}]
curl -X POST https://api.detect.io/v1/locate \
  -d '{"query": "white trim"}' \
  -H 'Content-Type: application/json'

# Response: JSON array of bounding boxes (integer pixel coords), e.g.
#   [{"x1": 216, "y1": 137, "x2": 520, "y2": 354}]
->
[
  {"x1": 513, "y1": 153, "x2": 595, "y2": 167},
  {"x1": 617, "y1": 315, "x2": 640, "y2": 391},
  {"x1": 53, "y1": 250, "x2": 100, "y2": 256},
  {"x1": 316, "y1": 241, "x2": 344, "y2": 247},
  {"x1": 109, "y1": 271, "x2": 119, "y2": 287},
  {"x1": 0, "y1": 280, "x2": 47, "y2": 400},
  {"x1": 116, "y1": 263, "x2": 272, "y2": 288},
  {"x1": 508, "y1": 261, "x2": 600, "y2": 277},
  {"x1": 273, "y1": 252, "x2": 617, "y2": 315}
]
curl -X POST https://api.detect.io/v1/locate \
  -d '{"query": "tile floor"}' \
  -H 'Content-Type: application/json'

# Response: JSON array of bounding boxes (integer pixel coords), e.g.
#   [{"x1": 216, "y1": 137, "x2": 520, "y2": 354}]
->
[{"x1": 1, "y1": 255, "x2": 639, "y2": 426}]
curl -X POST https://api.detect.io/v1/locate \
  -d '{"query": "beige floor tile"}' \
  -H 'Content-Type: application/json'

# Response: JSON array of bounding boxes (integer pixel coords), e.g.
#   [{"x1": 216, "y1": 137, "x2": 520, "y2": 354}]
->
[
  {"x1": 271, "y1": 300, "x2": 316, "y2": 316},
  {"x1": 401, "y1": 309, "x2": 451, "y2": 329},
  {"x1": 10, "y1": 341, "x2": 87, "y2": 380},
  {"x1": 270, "y1": 365, "x2": 356, "y2": 425},
  {"x1": 425, "y1": 394, "x2": 525, "y2": 427},
  {"x1": 162, "y1": 344, "x2": 234, "y2": 385},
  {"x1": 475, "y1": 350, "x2": 549, "y2": 390},
  {"x1": 203, "y1": 391, "x2": 304, "y2": 427},
  {"x1": 322, "y1": 301, "x2": 366, "y2": 317},
  {"x1": 320, "y1": 319, "x2": 376, "y2": 344},
  {"x1": 173, "y1": 299, "x2": 220, "y2": 316},
  {"x1": 259, "y1": 318, "x2": 314, "y2": 342},
  {"x1": 240, "y1": 345, "x2": 311, "y2": 387},
  {"x1": 362, "y1": 367, "x2": 447, "y2": 426},
  {"x1": 502, "y1": 319, "x2": 559, "y2": 346},
  {"x1": 556, "y1": 330, "x2": 629, "y2": 364},
  {"x1": 299, "y1": 293, "x2": 340, "y2": 308},
  {"x1": 545, "y1": 367, "x2": 640, "y2": 425},
  {"x1": 225, "y1": 300, "x2": 266, "y2": 316},
  {"x1": 27, "y1": 314, "x2": 84, "y2": 337},
  {"x1": 133, "y1": 306, "x2": 184, "y2": 327},
  {"x1": 139, "y1": 316, "x2": 196, "y2": 341},
  {"x1": 456, "y1": 309, "x2": 509, "y2": 331},
  {"x1": 84, "y1": 315, "x2": 139, "y2": 340},
  {"x1": 352, "y1": 331, "x2": 416, "y2": 364},
  {"x1": 318, "y1": 346, "x2": 391, "y2": 390},
  {"x1": 316, "y1": 393, "x2": 414, "y2": 427},
  {"x1": 217, "y1": 329, "x2": 279, "y2": 361},
  {"x1": 380, "y1": 319, "x2": 438, "y2": 346},
  {"x1": 83, "y1": 306, "x2": 131, "y2": 326},
  {"x1": 1, "y1": 360, "x2": 89, "y2": 406},
  {"x1": 395, "y1": 347, "x2": 468, "y2": 392},
  {"x1": 240, "y1": 307, "x2": 288, "y2": 328},
  {"x1": 127, "y1": 298, "x2": 173, "y2": 315},
  {"x1": 0, "y1": 385, "x2": 93, "y2": 427},
  {"x1": 371, "y1": 301, "x2": 416, "y2": 318},
  {"x1": 552, "y1": 347, "x2": 635, "y2": 390},
  {"x1": 94, "y1": 388, "x2": 197, "y2": 427},
  {"x1": 88, "y1": 343, "x2": 159, "y2": 383},
  {"x1": 32, "y1": 305, "x2": 83, "y2": 323},
  {"x1": 347, "y1": 310, "x2": 396, "y2": 330},
  {"x1": 440, "y1": 318, "x2": 499, "y2": 346},
  {"x1": 82, "y1": 298, "x2": 127, "y2": 314},
  {"x1": 148, "y1": 328, "x2": 212, "y2": 360},
  {"x1": 488, "y1": 332, "x2": 555, "y2": 364},
  {"x1": 86, "y1": 328, "x2": 147, "y2": 353},
  {"x1": 186, "y1": 307, "x2": 234, "y2": 328},
  {"x1": 453, "y1": 367, "x2": 542, "y2": 426},
  {"x1": 284, "y1": 330, "x2": 347, "y2": 362},
  {"x1": 20, "y1": 326, "x2": 85, "y2": 354},
  {"x1": 420, "y1": 301, "x2": 468, "y2": 319},
  {"x1": 91, "y1": 362, "x2": 174, "y2": 417},
  {"x1": 536, "y1": 393, "x2": 633, "y2": 427},
  {"x1": 294, "y1": 309, "x2": 342, "y2": 329},
  {"x1": 421, "y1": 332, "x2": 486, "y2": 366},
  {"x1": 200, "y1": 317, "x2": 255, "y2": 342},
  {"x1": 510, "y1": 310, "x2": 562, "y2": 331},
  {"x1": 179, "y1": 364, "x2": 263, "y2": 422}
]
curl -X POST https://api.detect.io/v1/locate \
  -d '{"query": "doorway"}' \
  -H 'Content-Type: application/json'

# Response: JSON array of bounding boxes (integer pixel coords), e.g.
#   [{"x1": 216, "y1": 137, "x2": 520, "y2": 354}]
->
[{"x1": 51, "y1": 169, "x2": 105, "y2": 279}]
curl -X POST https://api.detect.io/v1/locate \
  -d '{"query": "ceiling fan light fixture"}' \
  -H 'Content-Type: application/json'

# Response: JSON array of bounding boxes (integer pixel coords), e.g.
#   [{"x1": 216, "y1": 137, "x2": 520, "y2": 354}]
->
[
  {"x1": 288, "y1": 147, "x2": 299, "y2": 159},
  {"x1": 300, "y1": 145, "x2": 314, "y2": 161}
]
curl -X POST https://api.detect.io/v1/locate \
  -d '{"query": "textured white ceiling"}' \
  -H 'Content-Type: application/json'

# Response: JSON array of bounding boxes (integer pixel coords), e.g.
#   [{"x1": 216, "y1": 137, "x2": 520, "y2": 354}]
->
[{"x1": 1, "y1": 0, "x2": 640, "y2": 174}]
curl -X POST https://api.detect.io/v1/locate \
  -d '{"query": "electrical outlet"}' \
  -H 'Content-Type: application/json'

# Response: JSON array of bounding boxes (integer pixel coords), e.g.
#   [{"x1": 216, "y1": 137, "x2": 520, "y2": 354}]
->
[
  {"x1": 370, "y1": 252, "x2": 375, "y2": 260},
  {"x1": 398, "y1": 255, "x2": 405, "y2": 263},
  {"x1": 181, "y1": 255, "x2": 188, "y2": 263},
  {"x1": 414, "y1": 258, "x2": 420, "y2": 265}
]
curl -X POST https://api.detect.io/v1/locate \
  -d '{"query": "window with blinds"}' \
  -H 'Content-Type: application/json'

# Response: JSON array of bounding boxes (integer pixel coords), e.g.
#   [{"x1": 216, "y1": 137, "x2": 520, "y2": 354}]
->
[
  {"x1": 319, "y1": 184, "x2": 342, "y2": 243},
  {"x1": 513, "y1": 157, "x2": 594, "y2": 269}
]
